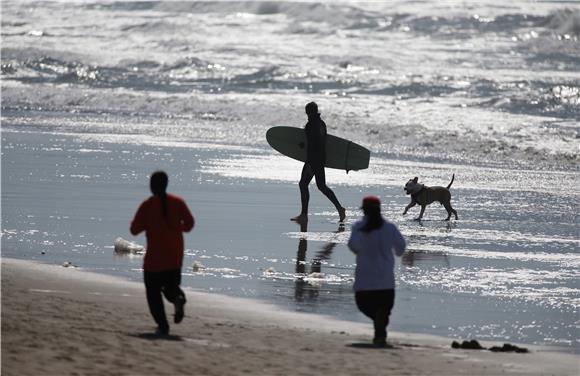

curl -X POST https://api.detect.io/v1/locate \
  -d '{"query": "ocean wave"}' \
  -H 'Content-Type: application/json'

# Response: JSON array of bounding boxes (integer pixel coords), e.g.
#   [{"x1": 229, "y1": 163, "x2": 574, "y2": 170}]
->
[
  {"x1": 118, "y1": 59, "x2": 161, "y2": 70},
  {"x1": 162, "y1": 56, "x2": 210, "y2": 71},
  {"x1": 543, "y1": 8, "x2": 580, "y2": 37},
  {"x1": 119, "y1": 20, "x2": 169, "y2": 32},
  {"x1": 159, "y1": 56, "x2": 227, "y2": 82},
  {"x1": 1, "y1": 52, "x2": 226, "y2": 93},
  {"x1": 386, "y1": 10, "x2": 579, "y2": 40},
  {"x1": 21, "y1": 56, "x2": 105, "y2": 83},
  {"x1": 284, "y1": 22, "x2": 328, "y2": 35},
  {"x1": 354, "y1": 82, "x2": 459, "y2": 98},
  {"x1": 477, "y1": 81, "x2": 580, "y2": 120},
  {"x1": 74, "y1": 1, "x2": 580, "y2": 40},
  {"x1": 1, "y1": 62, "x2": 17, "y2": 75},
  {"x1": 96, "y1": 1, "x2": 580, "y2": 47},
  {"x1": 524, "y1": 49, "x2": 580, "y2": 71},
  {"x1": 118, "y1": 1, "x2": 380, "y2": 33},
  {"x1": 176, "y1": 3, "x2": 564, "y2": 37},
  {"x1": 384, "y1": 13, "x2": 544, "y2": 35},
  {"x1": 86, "y1": 1, "x2": 158, "y2": 12},
  {"x1": 4, "y1": 55, "x2": 189, "y2": 92},
  {"x1": 229, "y1": 66, "x2": 282, "y2": 83}
]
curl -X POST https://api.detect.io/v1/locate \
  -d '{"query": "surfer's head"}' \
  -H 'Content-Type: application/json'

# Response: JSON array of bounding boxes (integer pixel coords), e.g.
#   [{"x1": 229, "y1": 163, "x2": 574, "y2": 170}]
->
[
  {"x1": 150, "y1": 170, "x2": 168, "y2": 196},
  {"x1": 305, "y1": 101, "x2": 319, "y2": 116}
]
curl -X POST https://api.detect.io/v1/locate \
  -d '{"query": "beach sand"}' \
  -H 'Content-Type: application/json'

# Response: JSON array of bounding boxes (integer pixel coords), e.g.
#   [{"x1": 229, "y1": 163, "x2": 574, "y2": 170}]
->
[{"x1": 2, "y1": 258, "x2": 577, "y2": 376}]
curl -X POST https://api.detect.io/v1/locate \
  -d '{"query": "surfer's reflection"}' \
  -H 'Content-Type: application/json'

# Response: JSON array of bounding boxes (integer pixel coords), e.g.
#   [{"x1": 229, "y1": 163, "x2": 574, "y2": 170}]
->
[{"x1": 294, "y1": 221, "x2": 345, "y2": 302}]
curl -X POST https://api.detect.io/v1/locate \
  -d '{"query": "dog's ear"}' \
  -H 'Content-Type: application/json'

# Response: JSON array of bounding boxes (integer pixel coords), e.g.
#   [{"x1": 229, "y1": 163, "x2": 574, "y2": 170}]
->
[{"x1": 413, "y1": 177, "x2": 418, "y2": 183}]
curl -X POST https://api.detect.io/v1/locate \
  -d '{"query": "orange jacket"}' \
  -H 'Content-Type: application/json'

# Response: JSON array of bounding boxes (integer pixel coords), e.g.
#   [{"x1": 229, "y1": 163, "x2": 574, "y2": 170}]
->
[{"x1": 130, "y1": 194, "x2": 194, "y2": 272}]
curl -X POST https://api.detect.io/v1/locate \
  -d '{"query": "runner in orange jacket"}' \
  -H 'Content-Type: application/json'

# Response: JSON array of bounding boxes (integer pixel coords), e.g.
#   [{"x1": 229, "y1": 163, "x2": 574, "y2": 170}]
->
[{"x1": 131, "y1": 171, "x2": 194, "y2": 335}]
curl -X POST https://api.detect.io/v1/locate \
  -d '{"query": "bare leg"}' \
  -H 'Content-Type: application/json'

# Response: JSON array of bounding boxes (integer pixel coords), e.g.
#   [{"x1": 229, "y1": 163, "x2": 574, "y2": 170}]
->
[
  {"x1": 291, "y1": 164, "x2": 314, "y2": 222},
  {"x1": 313, "y1": 165, "x2": 346, "y2": 222}
]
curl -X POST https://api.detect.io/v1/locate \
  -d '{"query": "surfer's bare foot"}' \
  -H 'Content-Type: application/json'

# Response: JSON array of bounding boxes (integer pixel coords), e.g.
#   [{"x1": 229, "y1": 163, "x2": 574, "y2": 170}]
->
[
  {"x1": 291, "y1": 214, "x2": 308, "y2": 223},
  {"x1": 338, "y1": 207, "x2": 346, "y2": 222}
]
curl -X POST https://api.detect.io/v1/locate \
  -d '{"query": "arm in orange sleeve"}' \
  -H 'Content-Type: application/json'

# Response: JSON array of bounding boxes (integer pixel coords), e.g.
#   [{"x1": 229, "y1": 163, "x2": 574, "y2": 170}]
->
[
  {"x1": 180, "y1": 201, "x2": 195, "y2": 233},
  {"x1": 130, "y1": 202, "x2": 147, "y2": 235}
]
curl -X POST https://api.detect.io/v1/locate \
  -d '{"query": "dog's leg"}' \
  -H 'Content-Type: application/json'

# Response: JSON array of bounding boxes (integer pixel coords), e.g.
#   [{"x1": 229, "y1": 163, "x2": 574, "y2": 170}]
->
[
  {"x1": 416, "y1": 205, "x2": 426, "y2": 220},
  {"x1": 443, "y1": 202, "x2": 457, "y2": 221},
  {"x1": 403, "y1": 201, "x2": 416, "y2": 215}
]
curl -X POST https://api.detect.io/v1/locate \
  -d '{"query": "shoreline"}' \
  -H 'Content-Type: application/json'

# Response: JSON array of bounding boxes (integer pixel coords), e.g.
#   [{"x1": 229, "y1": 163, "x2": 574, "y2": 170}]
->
[{"x1": 2, "y1": 257, "x2": 578, "y2": 376}]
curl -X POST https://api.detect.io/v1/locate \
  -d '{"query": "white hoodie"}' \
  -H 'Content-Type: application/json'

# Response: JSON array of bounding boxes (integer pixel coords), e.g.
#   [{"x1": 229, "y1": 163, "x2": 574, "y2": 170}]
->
[{"x1": 348, "y1": 217, "x2": 406, "y2": 292}]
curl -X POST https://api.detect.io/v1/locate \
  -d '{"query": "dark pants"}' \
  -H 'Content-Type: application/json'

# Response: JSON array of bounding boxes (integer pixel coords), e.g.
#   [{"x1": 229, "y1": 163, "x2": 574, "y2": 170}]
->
[
  {"x1": 298, "y1": 162, "x2": 342, "y2": 214},
  {"x1": 143, "y1": 269, "x2": 185, "y2": 331},
  {"x1": 355, "y1": 289, "x2": 395, "y2": 340}
]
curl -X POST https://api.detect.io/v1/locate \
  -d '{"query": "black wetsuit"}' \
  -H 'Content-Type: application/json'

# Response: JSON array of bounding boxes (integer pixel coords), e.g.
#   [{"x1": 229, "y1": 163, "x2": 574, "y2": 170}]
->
[{"x1": 298, "y1": 114, "x2": 342, "y2": 214}]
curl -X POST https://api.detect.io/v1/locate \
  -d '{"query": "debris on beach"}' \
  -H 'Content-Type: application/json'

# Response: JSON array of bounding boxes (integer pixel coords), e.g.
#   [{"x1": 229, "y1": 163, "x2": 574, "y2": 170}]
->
[
  {"x1": 451, "y1": 340, "x2": 485, "y2": 350},
  {"x1": 303, "y1": 272, "x2": 326, "y2": 286},
  {"x1": 263, "y1": 267, "x2": 276, "y2": 274},
  {"x1": 451, "y1": 340, "x2": 529, "y2": 353},
  {"x1": 192, "y1": 261, "x2": 206, "y2": 272},
  {"x1": 113, "y1": 237, "x2": 144, "y2": 255},
  {"x1": 489, "y1": 343, "x2": 529, "y2": 353}
]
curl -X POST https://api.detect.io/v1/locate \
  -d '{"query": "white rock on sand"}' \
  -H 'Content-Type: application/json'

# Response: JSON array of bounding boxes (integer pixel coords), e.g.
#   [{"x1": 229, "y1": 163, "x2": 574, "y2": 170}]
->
[{"x1": 2, "y1": 258, "x2": 577, "y2": 376}]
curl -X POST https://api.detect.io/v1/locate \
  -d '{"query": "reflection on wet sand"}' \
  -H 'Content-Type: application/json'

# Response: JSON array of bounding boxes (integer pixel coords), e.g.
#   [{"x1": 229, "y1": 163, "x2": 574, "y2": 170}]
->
[
  {"x1": 416, "y1": 220, "x2": 457, "y2": 232},
  {"x1": 402, "y1": 250, "x2": 450, "y2": 267},
  {"x1": 402, "y1": 222, "x2": 454, "y2": 267},
  {"x1": 294, "y1": 221, "x2": 345, "y2": 302}
]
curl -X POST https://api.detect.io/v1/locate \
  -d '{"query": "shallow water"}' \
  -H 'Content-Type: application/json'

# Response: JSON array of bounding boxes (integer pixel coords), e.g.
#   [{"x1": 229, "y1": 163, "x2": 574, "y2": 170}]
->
[{"x1": 1, "y1": 0, "x2": 579, "y2": 352}]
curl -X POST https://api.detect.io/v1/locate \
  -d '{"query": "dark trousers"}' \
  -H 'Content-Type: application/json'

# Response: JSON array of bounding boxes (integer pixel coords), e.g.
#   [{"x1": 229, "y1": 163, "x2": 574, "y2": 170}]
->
[
  {"x1": 143, "y1": 269, "x2": 185, "y2": 330},
  {"x1": 355, "y1": 289, "x2": 395, "y2": 340},
  {"x1": 298, "y1": 162, "x2": 341, "y2": 214}
]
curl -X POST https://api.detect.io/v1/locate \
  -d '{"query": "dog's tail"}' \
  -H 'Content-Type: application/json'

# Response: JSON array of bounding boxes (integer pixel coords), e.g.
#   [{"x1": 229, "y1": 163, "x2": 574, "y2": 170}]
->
[{"x1": 447, "y1": 174, "x2": 455, "y2": 190}]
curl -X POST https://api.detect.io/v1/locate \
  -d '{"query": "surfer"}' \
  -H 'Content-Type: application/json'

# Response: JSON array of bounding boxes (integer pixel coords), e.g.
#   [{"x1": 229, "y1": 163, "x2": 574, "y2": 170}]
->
[
  {"x1": 291, "y1": 102, "x2": 346, "y2": 223},
  {"x1": 347, "y1": 196, "x2": 406, "y2": 346},
  {"x1": 130, "y1": 170, "x2": 195, "y2": 336}
]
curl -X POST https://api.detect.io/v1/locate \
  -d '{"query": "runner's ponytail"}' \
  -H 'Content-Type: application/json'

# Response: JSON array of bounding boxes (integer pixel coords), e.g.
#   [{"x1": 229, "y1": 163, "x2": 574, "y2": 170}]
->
[
  {"x1": 361, "y1": 203, "x2": 384, "y2": 233},
  {"x1": 150, "y1": 171, "x2": 169, "y2": 225}
]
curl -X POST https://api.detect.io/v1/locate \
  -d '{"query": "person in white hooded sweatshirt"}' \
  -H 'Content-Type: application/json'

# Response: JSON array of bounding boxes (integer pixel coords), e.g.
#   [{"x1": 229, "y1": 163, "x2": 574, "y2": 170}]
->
[{"x1": 348, "y1": 195, "x2": 406, "y2": 346}]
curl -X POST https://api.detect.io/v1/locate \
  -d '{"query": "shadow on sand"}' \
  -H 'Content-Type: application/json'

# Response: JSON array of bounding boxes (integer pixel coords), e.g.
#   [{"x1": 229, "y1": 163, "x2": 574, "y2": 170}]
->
[
  {"x1": 130, "y1": 332, "x2": 184, "y2": 341},
  {"x1": 347, "y1": 342, "x2": 395, "y2": 350}
]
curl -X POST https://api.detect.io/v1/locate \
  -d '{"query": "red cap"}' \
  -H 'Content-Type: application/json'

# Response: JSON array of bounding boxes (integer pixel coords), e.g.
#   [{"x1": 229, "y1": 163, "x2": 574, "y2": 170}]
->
[{"x1": 362, "y1": 195, "x2": 381, "y2": 207}]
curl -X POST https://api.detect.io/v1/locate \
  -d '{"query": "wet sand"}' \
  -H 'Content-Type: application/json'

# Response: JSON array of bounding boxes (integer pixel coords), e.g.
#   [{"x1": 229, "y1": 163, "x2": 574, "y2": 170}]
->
[{"x1": 2, "y1": 258, "x2": 577, "y2": 376}]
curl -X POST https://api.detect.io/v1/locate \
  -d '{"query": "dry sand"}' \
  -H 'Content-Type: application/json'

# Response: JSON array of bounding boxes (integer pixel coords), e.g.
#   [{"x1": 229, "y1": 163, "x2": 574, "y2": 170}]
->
[{"x1": 2, "y1": 258, "x2": 577, "y2": 376}]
